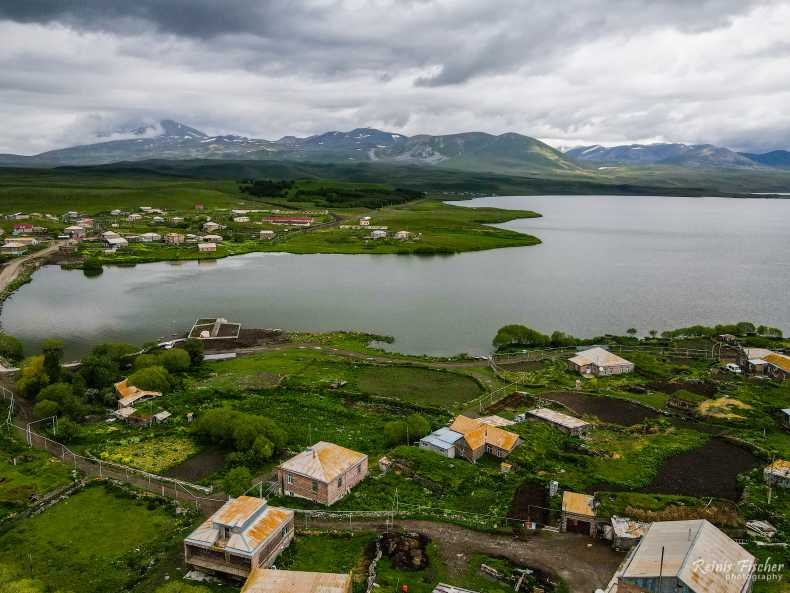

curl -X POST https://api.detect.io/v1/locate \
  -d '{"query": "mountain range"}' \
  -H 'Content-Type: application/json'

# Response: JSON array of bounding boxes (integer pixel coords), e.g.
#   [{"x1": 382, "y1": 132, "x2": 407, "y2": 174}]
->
[{"x1": 1, "y1": 119, "x2": 788, "y2": 174}]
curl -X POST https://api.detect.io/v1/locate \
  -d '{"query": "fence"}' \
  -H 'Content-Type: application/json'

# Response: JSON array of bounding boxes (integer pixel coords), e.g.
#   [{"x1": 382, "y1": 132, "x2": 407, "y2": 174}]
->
[{"x1": 7, "y1": 421, "x2": 229, "y2": 515}]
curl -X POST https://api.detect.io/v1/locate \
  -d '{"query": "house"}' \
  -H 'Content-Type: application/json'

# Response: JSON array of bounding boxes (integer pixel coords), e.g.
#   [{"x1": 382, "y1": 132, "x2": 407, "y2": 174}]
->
[
  {"x1": 568, "y1": 347, "x2": 634, "y2": 376},
  {"x1": 277, "y1": 441, "x2": 368, "y2": 506},
  {"x1": 77, "y1": 218, "x2": 94, "y2": 228},
  {"x1": 194, "y1": 203, "x2": 205, "y2": 210},
  {"x1": 152, "y1": 216, "x2": 165, "y2": 223},
  {"x1": 446, "y1": 415, "x2": 521, "y2": 463},
  {"x1": 202, "y1": 234, "x2": 224, "y2": 243},
  {"x1": 432, "y1": 585, "x2": 480, "y2": 593},
  {"x1": 561, "y1": 491, "x2": 598, "y2": 536},
  {"x1": 164, "y1": 233, "x2": 185, "y2": 245},
  {"x1": 12, "y1": 223, "x2": 33, "y2": 235},
  {"x1": 359, "y1": 216, "x2": 371, "y2": 226},
  {"x1": 608, "y1": 516, "x2": 649, "y2": 551},
  {"x1": 139, "y1": 232, "x2": 162, "y2": 242},
  {"x1": 763, "y1": 352, "x2": 790, "y2": 380},
  {"x1": 371, "y1": 230, "x2": 387, "y2": 239},
  {"x1": 104, "y1": 236, "x2": 128, "y2": 250},
  {"x1": 110, "y1": 209, "x2": 122, "y2": 216},
  {"x1": 419, "y1": 427, "x2": 464, "y2": 458},
  {"x1": 613, "y1": 520, "x2": 755, "y2": 593},
  {"x1": 171, "y1": 216, "x2": 184, "y2": 224},
  {"x1": 763, "y1": 459, "x2": 790, "y2": 488},
  {"x1": 394, "y1": 230, "x2": 412, "y2": 240},
  {"x1": 198, "y1": 242, "x2": 217, "y2": 253},
  {"x1": 259, "y1": 230, "x2": 275, "y2": 240},
  {"x1": 8, "y1": 212, "x2": 29, "y2": 220},
  {"x1": 241, "y1": 569, "x2": 352, "y2": 593},
  {"x1": 780, "y1": 408, "x2": 790, "y2": 430},
  {"x1": 128, "y1": 213, "x2": 142, "y2": 222},
  {"x1": 526, "y1": 408, "x2": 590, "y2": 436},
  {"x1": 64, "y1": 225, "x2": 86, "y2": 238},
  {"x1": 234, "y1": 216, "x2": 250, "y2": 223},
  {"x1": 476, "y1": 415, "x2": 515, "y2": 428},
  {"x1": 1, "y1": 241, "x2": 27, "y2": 256},
  {"x1": 184, "y1": 496, "x2": 294, "y2": 579},
  {"x1": 153, "y1": 410, "x2": 172, "y2": 423},
  {"x1": 139, "y1": 206, "x2": 153, "y2": 212},
  {"x1": 114, "y1": 379, "x2": 162, "y2": 409},
  {"x1": 263, "y1": 216, "x2": 314, "y2": 226},
  {"x1": 203, "y1": 221, "x2": 222, "y2": 232},
  {"x1": 11, "y1": 236, "x2": 39, "y2": 247}
]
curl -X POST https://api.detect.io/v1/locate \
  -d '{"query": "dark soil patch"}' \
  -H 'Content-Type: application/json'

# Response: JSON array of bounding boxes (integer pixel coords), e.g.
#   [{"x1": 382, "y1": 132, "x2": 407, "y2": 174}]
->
[
  {"x1": 542, "y1": 391, "x2": 658, "y2": 425},
  {"x1": 485, "y1": 391, "x2": 534, "y2": 414},
  {"x1": 647, "y1": 380, "x2": 717, "y2": 397},
  {"x1": 163, "y1": 449, "x2": 226, "y2": 482},
  {"x1": 639, "y1": 438, "x2": 760, "y2": 500},
  {"x1": 509, "y1": 481, "x2": 550, "y2": 525},
  {"x1": 380, "y1": 532, "x2": 430, "y2": 570}
]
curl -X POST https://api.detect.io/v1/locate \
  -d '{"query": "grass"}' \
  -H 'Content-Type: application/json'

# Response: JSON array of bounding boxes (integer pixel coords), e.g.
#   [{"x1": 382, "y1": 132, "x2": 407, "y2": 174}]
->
[
  {"x1": 99, "y1": 434, "x2": 200, "y2": 473},
  {"x1": 0, "y1": 434, "x2": 73, "y2": 520},
  {"x1": 356, "y1": 366, "x2": 482, "y2": 406},
  {"x1": 0, "y1": 484, "x2": 185, "y2": 593},
  {"x1": 279, "y1": 531, "x2": 376, "y2": 579}
]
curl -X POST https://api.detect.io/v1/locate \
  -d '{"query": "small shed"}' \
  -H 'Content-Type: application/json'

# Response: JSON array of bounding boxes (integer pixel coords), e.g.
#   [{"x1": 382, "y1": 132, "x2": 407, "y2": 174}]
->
[
  {"x1": 153, "y1": 411, "x2": 172, "y2": 423},
  {"x1": 371, "y1": 230, "x2": 387, "y2": 239},
  {"x1": 609, "y1": 516, "x2": 649, "y2": 551},
  {"x1": 198, "y1": 242, "x2": 217, "y2": 253},
  {"x1": 419, "y1": 427, "x2": 464, "y2": 458},
  {"x1": 561, "y1": 491, "x2": 597, "y2": 536},
  {"x1": 394, "y1": 230, "x2": 412, "y2": 240},
  {"x1": 764, "y1": 459, "x2": 790, "y2": 488},
  {"x1": 259, "y1": 230, "x2": 275, "y2": 240},
  {"x1": 526, "y1": 408, "x2": 590, "y2": 436}
]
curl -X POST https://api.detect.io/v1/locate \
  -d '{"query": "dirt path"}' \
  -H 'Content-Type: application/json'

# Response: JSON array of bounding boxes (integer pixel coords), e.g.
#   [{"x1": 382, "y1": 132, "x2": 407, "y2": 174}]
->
[
  {"x1": 0, "y1": 241, "x2": 63, "y2": 294},
  {"x1": 303, "y1": 519, "x2": 621, "y2": 593}
]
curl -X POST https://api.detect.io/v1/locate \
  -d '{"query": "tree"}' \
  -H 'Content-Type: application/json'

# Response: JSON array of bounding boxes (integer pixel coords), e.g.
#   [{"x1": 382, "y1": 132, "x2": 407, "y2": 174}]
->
[
  {"x1": 41, "y1": 339, "x2": 64, "y2": 383},
  {"x1": 406, "y1": 414, "x2": 431, "y2": 440},
  {"x1": 550, "y1": 331, "x2": 577, "y2": 347},
  {"x1": 127, "y1": 365, "x2": 171, "y2": 393},
  {"x1": 626, "y1": 328, "x2": 637, "y2": 336},
  {"x1": 56, "y1": 418, "x2": 80, "y2": 443},
  {"x1": 0, "y1": 333, "x2": 24, "y2": 363},
  {"x1": 159, "y1": 348, "x2": 191, "y2": 373},
  {"x1": 384, "y1": 420, "x2": 408, "y2": 446},
  {"x1": 32, "y1": 399, "x2": 59, "y2": 419},
  {"x1": 35, "y1": 382, "x2": 73, "y2": 404},
  {"x1": 648, "y1": 330, "x2": 658, "y2": 338},
  {"x1": 492, "y1": 324, "x2": 550, "y2": 349},
  {"x1": 79, "y1": 354, "x2": 120, "y2": 389},
  {"x1": 133, "y1": 353, "x2": 159, "y2": 370},
  {"x1": 180, "y1": 339, "x2": 204, "y2": 366},
  {"x1": 223, "y1": 466, "x2": 252, "y2": 497},
  {"x1": 15, "y1": 355, "x2": 48, "y2": 398},
  {"x1": 736, "y1": 321, "x2": 756, "y2": 336},
  {"x1": 250, "y1": 436, "x2": 274, "y2": 464}
]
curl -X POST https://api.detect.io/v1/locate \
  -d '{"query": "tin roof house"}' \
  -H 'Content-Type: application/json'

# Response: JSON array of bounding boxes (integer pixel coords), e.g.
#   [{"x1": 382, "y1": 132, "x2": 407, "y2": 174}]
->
[
  {"x1": 114, "y1": 379, "x2": 162, "y2": 409},
  {"x1": 184, "y1": 496, "x2": 294, "y2": 579},
  {"x1": 612, "y1": 520, "x2": 755, "y2": 593},
  {"x1": 568, "y1": 347, "x2": 634, "y2": 377},
  {"x1": 763, "y1": 459, "x2": 790, "y2": 488},
  {"x1": 444, "y1": 415, "x2": 521, "y2": 463},
  {"x1": 277, "y1": 442, "x2": 368, "y2": 506}
]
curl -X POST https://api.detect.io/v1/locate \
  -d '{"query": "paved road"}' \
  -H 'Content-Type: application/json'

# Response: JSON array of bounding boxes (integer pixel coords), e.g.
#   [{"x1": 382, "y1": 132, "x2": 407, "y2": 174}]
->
[{"x1": 302, "y1": 519, "x2": 622, "y2": 593}]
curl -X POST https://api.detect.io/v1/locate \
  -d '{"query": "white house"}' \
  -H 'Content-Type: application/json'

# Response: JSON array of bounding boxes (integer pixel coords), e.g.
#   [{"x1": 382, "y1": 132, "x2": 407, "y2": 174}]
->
[
  {"x1": 233, "y1": 216, "x2": 251, "y2": 223},
  {"x1": 259, "y1": 230, "x2": 275, "y2": 240},
  {"x1": 128, "y1": 213, "x2": 143, "y2": 222},
  {"x1": 371, "y1": 230, "x2": 387, "y2": 240},
  {"x1": 203, "y1": 221, "x2": 222, "y2": 232},
  {"x1": 139, "y1": 232, "x2": 162, "y2": 242},
  {"x1": 568, "y1": 347, "x2": 634, "y2": 377}
]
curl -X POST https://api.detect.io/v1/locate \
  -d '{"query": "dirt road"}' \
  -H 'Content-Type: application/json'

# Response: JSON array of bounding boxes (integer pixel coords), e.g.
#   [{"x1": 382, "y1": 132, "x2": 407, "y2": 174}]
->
[
  {"x1": 302, "y1": 519, "x2": 621, "y2": 593},
  {"x1": 0, "y1": 241, "x2": 63, "y2": 294}
]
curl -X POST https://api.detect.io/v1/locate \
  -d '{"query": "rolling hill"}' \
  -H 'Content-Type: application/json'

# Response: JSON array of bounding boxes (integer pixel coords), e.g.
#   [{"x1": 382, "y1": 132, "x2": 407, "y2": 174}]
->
[{"x1": 566, "y1": 143, "x2": 762, "y2": 168}]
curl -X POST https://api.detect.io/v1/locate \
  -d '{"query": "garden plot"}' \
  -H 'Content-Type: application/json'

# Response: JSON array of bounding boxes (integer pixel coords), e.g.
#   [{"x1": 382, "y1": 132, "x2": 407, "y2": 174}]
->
[{"x1": 541, "y1": 391, "x2": 658, "y2": 425}]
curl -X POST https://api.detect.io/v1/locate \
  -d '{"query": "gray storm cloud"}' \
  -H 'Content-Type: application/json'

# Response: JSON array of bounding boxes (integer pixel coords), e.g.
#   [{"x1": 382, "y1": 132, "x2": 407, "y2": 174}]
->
[{"x1": 0, "y1": 0, "x2": 788, "y2": 154}]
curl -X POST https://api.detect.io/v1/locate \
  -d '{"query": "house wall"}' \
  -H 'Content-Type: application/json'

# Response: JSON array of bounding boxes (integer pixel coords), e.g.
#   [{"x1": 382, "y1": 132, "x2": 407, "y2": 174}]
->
[
  {"x1": 455, "y1": 441, "x2": 485, "y2": 463},
  {"x1": 279, "y1": 458, "x2": 368, "y2": 506},
  {"x1": 419, "y1": 441, "x2": 455, "y2": 458},
  {"x1": 561, "y1": 512, "x2": 597, "y2": 537},
  {"x1": 620, "y1": 576, "x2": 688, "y2": 593}
]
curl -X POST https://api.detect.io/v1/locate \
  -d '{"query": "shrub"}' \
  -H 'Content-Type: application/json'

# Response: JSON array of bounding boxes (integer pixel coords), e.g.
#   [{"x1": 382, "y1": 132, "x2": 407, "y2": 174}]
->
[
  {"x1": 35, "y1": 382, "x2": 73, "y2": 404},
  {"x1": 32, "y1": 399, "x2": 59, "y2": 419},
  {"x1": 223, "y1": 466, "x2": 252, "y2": 496},
  {"x1": 159, "y1": 348, "x2": 191, "y2": 373},
  {"x1": 15, "y1": 355, "x2": 49, "y2": 398},
  {"x1": 180, "y1": 339, "x2": 204, "y2": 366},
  {"x1": 127, "y1": 365, "x2": 171, "y2": 393},
  {"x1": 0, "y1": 333, "x2": 24, "y2": 362},
  {"x1": 493, "y1": 324, "x2": 550, "y2": 349},
  {"x1": 133, "y1": 353, "x2": 160, "y2": 370}
]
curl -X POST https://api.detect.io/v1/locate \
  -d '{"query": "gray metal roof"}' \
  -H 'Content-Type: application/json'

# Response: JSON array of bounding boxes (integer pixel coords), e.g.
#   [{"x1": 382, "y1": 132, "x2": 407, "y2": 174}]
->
[{"x1": 420, "y1": 427, "x2": 464, "y2": 450}]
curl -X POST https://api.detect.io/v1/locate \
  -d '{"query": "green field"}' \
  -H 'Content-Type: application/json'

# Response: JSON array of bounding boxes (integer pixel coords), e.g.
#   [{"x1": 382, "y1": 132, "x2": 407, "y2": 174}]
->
[{"x1": 0, "y1": 485, "x2": 186, "y2": 593}]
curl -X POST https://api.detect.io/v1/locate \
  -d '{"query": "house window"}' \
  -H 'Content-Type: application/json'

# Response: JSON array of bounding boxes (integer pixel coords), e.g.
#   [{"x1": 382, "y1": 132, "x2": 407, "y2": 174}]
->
[
  {"x1": 286, "y1": 474, "x2": 294, "y2": 485},
  {"x1": 311, "y1": 481, "x2": 318, "y2": 493},
  {"x1": 358, "y1": 464, "x2": 362, "y2": 474},
  {"x1": 337, "y1": 476, "x2": 343, "y2": 488}
]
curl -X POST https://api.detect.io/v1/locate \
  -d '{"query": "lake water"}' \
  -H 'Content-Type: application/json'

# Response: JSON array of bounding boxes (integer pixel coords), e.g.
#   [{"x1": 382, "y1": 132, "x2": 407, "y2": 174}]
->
[{"x1": 3, "y1": 195, "x2": 789, "y2": 360}]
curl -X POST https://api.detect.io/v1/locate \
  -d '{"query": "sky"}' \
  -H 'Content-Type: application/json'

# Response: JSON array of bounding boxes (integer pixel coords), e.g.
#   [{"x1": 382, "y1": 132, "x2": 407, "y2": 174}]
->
[{"x1": 1, "y1": 0, "x2": 789, "y2": 155}]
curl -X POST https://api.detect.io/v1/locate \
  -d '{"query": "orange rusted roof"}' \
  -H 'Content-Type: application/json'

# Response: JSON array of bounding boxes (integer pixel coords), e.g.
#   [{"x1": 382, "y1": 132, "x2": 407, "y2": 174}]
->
[
  {"x1": 114, "y1": 379, "x2": 162, "y2": 407},
  {"x1": 765, "y1": 459, "x2": 790, "y2": 478},
  {"x1": 279, "y1": 442, "x2": 367, "y2": 483},
  {"x1": 449, "y1": 416, "x2": 520, "y2": 452},
  {"x1": 214, "y1": 495, "x2": 267, "y2": 528},
  {"x1": 242, "y1": 569, "x2": 352, "y2": 593},
  {"x1": 562, "y1": 491, "x2": 596, "y2": 517},
  {"x1": 764, "y1": 352, "x2": 790, "y2": 373}
]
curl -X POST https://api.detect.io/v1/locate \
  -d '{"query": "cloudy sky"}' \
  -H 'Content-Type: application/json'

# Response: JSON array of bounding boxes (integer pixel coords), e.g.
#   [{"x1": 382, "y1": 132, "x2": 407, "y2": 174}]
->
[{"x1": 1, "y1": 0, "x2": 789, "y2": 155}]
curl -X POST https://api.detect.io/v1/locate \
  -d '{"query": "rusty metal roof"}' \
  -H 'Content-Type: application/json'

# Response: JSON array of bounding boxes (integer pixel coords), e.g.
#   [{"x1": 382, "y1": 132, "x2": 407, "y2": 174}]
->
[
  {"x1": 185, "y1": 496, "x2": 293, "y2": 557},
  {"x1": 562, "y1": 491, "x2": 595, "y2": 517},
  {"x1": 114, "y1": 379, "x2": 162, "y2": 408},
  {"x1": 622, "y1": 520, "x2": 755, "y2": 593},
  {"x1": 279, "y1": 442, "x2": 367, "y2": 483},
  {"x1": 764, "y1": 352, "x2": 790, "y2": 373},
  {"x1": 527, "y1": 408, "x2": 589, "y2": 430},
  {"x1": 449, "y1": 416, "x2": 520, "y2": 452},
  {"x1": 242, "y1": 569, "x2": 351, "y2": 593},
  {"x1": 765, "y1": 459, "x2": 790, "y2": 478}
]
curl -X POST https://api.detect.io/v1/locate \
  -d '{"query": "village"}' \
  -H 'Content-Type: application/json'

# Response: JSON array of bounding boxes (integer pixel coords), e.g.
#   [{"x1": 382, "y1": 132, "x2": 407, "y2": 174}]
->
[{"x1": 0, "y1": 303, "x2": 788, "y2": 593}]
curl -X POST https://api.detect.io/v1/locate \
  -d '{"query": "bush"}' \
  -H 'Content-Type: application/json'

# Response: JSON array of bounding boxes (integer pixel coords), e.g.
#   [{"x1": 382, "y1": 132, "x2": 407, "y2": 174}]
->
[
  {"x1": 133, "y1": 353, "x2": 159, "y2": 370},
  {"x1": 180, "y1": 339, "x2": 204, "y2": 366},
  {"x1": 223, "y1": 466, "x2": 252, "y2": 497},
  {"x1": 159, "y1": 348, "x2": 191, "y2": 373},
  {"x1": 194, "y1": 408, "x2": 285, "y2": 461},
  {"x1": 493, "y1": 324, "x2": 550, "y2": 349},
  {"x1": 15, "y1": 355, "x2": 49, "y2": 398},
  {"x1": 79, "y1": 354, "x2": 120, "y2": 389},
  {"x1": 0, "y1": 333, "x2": 24, "y2": 362},
  {"x1": 35, "y1": 382, "x2": 73, "y2": 404},
  {"x1": 127, "y1": 365, "x2": 171, "y2": 393},
  {"x1": 32, "y1": 399, "x2": 59, "y2": 419},
  {"x1": 384, "y1": 414, "x2": 430, "y2": 446}
]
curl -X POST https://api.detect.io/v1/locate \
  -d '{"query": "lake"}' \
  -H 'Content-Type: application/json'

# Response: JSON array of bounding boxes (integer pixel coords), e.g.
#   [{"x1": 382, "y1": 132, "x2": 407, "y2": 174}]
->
[{"x1": 3, "y1": 195, "x2": 789, "y2": 359}]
